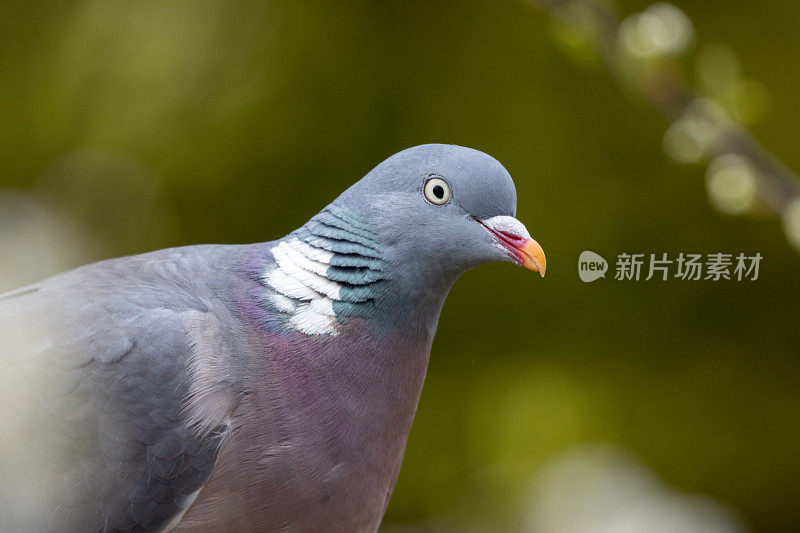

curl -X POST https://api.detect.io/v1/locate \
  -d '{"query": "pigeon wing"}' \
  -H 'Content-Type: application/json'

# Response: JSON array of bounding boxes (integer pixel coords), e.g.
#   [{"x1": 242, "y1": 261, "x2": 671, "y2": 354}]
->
[{"x1": 0, "y1": 251, "x2": 236, "y2": 532}]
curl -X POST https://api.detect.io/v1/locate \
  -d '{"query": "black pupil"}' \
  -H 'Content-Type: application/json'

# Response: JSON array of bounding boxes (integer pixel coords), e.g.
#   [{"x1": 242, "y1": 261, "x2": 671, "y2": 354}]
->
[{"x1": 432, "y1": 184, "x2": 444, "y2": 199}]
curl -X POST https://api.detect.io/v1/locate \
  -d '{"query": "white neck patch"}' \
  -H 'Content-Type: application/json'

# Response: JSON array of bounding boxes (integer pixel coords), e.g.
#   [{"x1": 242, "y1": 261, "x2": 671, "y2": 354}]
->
[{"x1": 264, "y1": 237, "x2": 343, "y2": 335}]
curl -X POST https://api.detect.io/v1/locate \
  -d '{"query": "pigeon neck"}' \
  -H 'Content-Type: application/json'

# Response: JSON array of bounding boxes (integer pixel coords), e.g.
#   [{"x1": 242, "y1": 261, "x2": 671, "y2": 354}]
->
[
  {"x1": 254, "y1": 203, "x2": 452, "y2": 340},
  {"x1": 256, "y1": 204, "x2": 389, "y2": 336}
]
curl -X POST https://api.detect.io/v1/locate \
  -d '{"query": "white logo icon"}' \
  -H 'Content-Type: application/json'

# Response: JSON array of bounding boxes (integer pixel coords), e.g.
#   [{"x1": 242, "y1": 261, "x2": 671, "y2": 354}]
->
[{"x1": 578, "y1": 251, "x2": 608, "y2": 282}]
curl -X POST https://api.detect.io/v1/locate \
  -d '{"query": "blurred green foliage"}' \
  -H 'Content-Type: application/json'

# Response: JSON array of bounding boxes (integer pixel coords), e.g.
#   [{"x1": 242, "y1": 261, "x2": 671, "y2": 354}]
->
[{"x1": 2, "y1": 1, "x2": 800, "y2": 531}]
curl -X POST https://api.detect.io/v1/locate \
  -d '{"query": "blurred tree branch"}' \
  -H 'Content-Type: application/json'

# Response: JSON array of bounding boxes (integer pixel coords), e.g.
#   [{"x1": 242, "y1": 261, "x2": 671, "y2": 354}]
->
[{"x1": 527, "y1": 0, "x2": 800, "y2": 250}]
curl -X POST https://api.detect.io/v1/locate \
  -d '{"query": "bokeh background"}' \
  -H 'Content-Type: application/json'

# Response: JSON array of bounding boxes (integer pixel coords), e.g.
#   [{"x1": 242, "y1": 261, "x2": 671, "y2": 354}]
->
[{"x1": 2, "y1": 1, "x2": 800, "y2": 531}]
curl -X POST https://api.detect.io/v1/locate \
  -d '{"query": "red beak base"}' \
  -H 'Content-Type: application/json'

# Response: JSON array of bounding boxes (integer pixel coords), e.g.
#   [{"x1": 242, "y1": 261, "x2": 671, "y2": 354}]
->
[{"x1": 479, "y1": 216, "x2": 546, "y2": 277}]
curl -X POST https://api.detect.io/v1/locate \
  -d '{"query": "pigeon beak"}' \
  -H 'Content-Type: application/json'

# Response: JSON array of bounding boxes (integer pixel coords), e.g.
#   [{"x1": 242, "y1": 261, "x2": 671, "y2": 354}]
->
[
  {"x1": 478, "y1": 216, "x2": 547, "y2": 277},
  {"x1": 516, "y1": 237, "x2": 547, "y2": 276}
]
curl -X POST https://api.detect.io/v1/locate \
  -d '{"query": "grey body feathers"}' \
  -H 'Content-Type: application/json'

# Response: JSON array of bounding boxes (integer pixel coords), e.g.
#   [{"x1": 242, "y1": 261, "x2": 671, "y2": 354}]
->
[
  {"x1": 0, "y1": 247, "x2": 243, "y2": 531},
  {"x1": 0, "y1": 144, "x2": 531, "y2": 532}
]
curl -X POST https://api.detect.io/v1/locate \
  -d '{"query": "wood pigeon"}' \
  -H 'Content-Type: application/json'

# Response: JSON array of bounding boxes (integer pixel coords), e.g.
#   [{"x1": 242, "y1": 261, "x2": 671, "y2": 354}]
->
[{"x1": 0, "y1": 144, "x2": 545, "y2": 532}]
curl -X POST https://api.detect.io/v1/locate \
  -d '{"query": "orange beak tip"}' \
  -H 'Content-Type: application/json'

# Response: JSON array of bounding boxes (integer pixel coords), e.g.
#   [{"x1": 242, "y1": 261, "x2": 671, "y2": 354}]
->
[{"x1": 521, "y1": 238, "x2": 547, "y2": 277}]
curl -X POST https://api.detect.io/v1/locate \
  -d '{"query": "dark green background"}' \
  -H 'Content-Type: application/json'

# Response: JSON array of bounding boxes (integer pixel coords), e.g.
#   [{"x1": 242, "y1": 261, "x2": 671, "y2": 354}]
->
[{"x1": 2, "y1": 1, "x2": 799, "y2": 531}]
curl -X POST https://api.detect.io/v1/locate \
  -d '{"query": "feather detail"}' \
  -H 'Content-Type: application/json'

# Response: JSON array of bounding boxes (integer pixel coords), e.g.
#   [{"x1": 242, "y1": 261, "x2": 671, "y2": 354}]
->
[{"x1": 259, "y1": 207, "x2": 387, "y2": 335}]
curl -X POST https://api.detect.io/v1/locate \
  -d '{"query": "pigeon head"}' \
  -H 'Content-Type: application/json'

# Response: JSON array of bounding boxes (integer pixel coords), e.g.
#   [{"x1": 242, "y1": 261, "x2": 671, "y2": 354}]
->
[
  {"x1": 266, "y1": 144, "x2": 545, "y2": 335},
  {"x1": 333, "y1": 144, "x2": 546, "y2": 285}
]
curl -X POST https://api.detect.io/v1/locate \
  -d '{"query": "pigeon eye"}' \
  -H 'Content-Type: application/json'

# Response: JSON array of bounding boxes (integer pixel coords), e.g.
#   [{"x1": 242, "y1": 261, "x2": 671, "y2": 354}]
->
[{"x1": 424, "y1": 177, "x2": 451, "y2": 205}]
